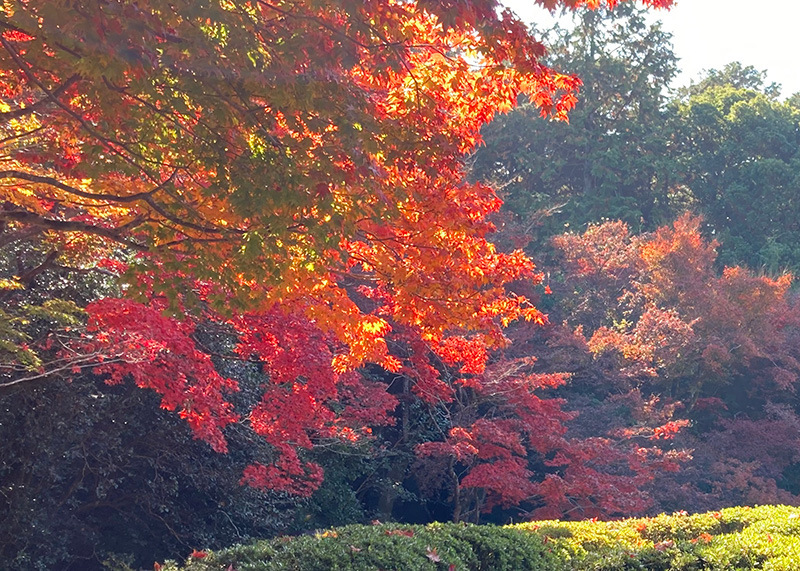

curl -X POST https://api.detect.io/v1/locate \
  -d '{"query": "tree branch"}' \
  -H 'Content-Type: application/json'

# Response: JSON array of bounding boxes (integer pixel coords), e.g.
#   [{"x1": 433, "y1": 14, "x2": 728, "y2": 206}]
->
[
  {"x1": 0, "y1": 169, "x2": 241, "y2": 236},
  {"x1": 0, "y1": 169, "x2": 159, "y2": 204},
  {"x1": 0, "y1": 208, "x2": 149, "y2": 251},
  {"x1": 15, "y1": 248, "x2": 60, "y2": 287},
  {"x1": 0, "y1": 354, "x2": 126, "y2": 390}
]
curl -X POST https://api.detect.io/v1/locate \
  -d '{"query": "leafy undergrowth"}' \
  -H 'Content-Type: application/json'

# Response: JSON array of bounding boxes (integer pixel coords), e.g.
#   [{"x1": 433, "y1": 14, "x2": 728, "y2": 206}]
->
[{"x1": 158, "y1": 506, "x2": 800, "y2": 570}]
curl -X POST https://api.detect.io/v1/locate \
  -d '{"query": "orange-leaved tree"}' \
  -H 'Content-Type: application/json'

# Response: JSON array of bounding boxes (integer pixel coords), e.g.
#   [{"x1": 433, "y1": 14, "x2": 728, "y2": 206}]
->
[
  {"x1": 0, "y1": 0, "x2": 673, "y2": 493},
  {"x1": 551, "y1": 214, "x2": 800, "y2": 510}
]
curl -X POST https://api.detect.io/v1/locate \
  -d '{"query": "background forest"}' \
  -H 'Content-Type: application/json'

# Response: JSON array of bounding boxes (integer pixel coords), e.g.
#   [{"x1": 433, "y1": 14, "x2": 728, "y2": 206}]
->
[{"x1": 3, "y1": 2, "x2": 800, "y2": 569}]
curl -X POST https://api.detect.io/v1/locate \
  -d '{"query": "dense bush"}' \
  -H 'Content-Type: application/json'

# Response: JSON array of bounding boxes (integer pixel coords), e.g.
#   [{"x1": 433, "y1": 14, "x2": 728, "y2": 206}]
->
[
  {"x1": 0, "y1": 372, "x2": 299, "y2": 570},
  {"x1": 160, "y1": 506, "x2": 800, "y2": 571},
  {"x1": 158, "y1": 523, "x2": 556, "y2": 571}
]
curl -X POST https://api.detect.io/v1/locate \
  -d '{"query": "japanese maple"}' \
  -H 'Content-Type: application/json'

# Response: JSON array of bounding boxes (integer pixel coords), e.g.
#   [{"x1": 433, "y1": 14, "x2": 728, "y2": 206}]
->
[
  {"x1": 555, "y1": 214, "x2": 800, "y2": 395},
  {"x1": 0, "y1": 0, "x2": 674, "y2": 496},
  {"x1": 551, "y1": 214, "x2": 800, "y2": 510},
  {"x1": 0, "y1": 0, "x2": 676, "y2": 370}
]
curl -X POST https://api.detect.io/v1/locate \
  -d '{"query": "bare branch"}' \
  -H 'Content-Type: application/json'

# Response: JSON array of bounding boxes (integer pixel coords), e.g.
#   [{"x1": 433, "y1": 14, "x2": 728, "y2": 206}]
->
[
  {"x1": 0, "y1": 208, "x2": 149, "y2": 251},
  {"x1": 0, "y1": 354, "x2": 126, "y2": 390}
]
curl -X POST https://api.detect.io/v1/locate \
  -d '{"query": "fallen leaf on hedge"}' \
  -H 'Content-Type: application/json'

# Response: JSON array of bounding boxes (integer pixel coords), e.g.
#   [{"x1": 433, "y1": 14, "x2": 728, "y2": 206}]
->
[
  {"x1": 426, "y1": 547, "x2": 441, "y2": 562},
  {"x1": 320, "y1": 530, "x2": 338, "y2": 538},
  {"x1": 385, "y1": 529, "x2": 414, "y2": 537},
  {"x1": 695, "y1": 533, "x2": 712, "y2": 544}
]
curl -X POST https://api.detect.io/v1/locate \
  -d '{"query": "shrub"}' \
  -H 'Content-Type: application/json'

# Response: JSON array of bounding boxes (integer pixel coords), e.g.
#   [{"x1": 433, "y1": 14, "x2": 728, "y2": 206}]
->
[
  {"x1": 516, "y1": 505, "x2": 800, "y2": 571},
  {"x1": 161, "y1": 523, "x2": 555, "y2": 571},
  {"x1": 161, "y1": 506, "x2": 800, "y2": 571}
]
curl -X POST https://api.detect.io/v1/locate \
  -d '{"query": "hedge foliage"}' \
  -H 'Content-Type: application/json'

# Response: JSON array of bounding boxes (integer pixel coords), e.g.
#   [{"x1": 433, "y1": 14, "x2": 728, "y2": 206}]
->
[{"x1": 159, "y1": 506, "x2": 800, "y2": 571}]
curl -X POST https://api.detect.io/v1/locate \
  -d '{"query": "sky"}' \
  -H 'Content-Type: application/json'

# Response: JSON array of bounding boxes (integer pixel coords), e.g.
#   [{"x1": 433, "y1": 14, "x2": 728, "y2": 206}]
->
[{"x1": 502, "y1": 0, "x2": 800, "y2": 97}]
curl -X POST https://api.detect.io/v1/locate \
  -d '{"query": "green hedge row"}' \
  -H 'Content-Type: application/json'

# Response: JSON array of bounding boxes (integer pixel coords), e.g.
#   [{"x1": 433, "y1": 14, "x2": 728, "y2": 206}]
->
[{"x1": 158, "y1": 505, "x2": 800, "y2": 570}]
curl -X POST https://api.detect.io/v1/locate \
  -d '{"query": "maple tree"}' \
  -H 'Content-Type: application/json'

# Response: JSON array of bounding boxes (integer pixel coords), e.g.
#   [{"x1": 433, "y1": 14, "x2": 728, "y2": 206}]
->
[
  {"x1": 378, "y1": 306, "x2": 686, "y2": 521},
  {"x1": 411, "y1": 355, "x2": 572, "y2": 521},
  {"x1": 0, "y1": 0, "x2": 675, "y2": 498},
  {"x1": 554, "y1": 214, "x2": 800, "y2": 398},
  {"x1": 410, "y1": 353, "x2": 676, "y2": 521},
  {"x1": 0, "y1": 0, "x2": 677, "y2": 368},
  {"x1": 549, "y1": 214, "x2": 800, "y2": 511},
  {"x1": 0, "y1": 0, "x2": 571, "y2": 373}
]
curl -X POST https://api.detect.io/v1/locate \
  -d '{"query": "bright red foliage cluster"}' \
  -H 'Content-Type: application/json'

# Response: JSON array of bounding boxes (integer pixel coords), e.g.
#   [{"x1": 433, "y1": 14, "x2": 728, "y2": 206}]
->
[
  {"x1": 84, "y1": 297, "x2": 398, "y2": 495},
  {"x1": 85, "y1": 298, "x2": 239, "y2": 454},
  {"x1": 410, "y1": 346, "x2": 681, "y2": 518}
]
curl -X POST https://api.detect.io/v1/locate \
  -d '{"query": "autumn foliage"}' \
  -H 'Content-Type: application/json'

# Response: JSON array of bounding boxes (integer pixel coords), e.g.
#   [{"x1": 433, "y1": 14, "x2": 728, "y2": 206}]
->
[
  {"x1": 14, "y1": 1, "x2": 800, "y2": 568},
  {"x1": 553, "y1": 214, "x2": 800, "y2": 397},
  {"x1": 0, "y1": 0, "x2": 676, "y2": 510},
  {"x1": 549, "y1": 214, "x2": 800, "y2": 510},
  {"x1": 0, "y1": 0, "x2": 572, "y2": 359}
]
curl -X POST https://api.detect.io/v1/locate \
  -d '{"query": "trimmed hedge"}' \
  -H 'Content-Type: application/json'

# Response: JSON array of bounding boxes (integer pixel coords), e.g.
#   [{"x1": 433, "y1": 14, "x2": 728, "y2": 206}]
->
[{"x1": 160, "y1": 506, "x2": 800, "y2": 570}]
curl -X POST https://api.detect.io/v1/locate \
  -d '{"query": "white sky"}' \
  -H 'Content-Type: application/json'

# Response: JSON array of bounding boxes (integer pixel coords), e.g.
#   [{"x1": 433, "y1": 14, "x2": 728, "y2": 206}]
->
[{"x1": 502, "y1": 0, "x2": 800, "y2": 97}]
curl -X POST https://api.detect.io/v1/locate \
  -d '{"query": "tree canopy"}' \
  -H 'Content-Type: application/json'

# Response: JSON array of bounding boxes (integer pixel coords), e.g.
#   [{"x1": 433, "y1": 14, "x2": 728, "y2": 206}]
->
[
  {"x1": 472, "y1": 4, "x2": 678, "y2": 240},
  {"x1": 35, "y1": 3, "x2": 800, "y2": 570},
  {"x1": 0, "y1": 0, "x2": 675, "y2": 501},
  {"x1": 669, "y1": 74, "x2": 800, "y2": 272},
  {"x1": 1, "y1": 0, "x2": 581, "y2": 368}
]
